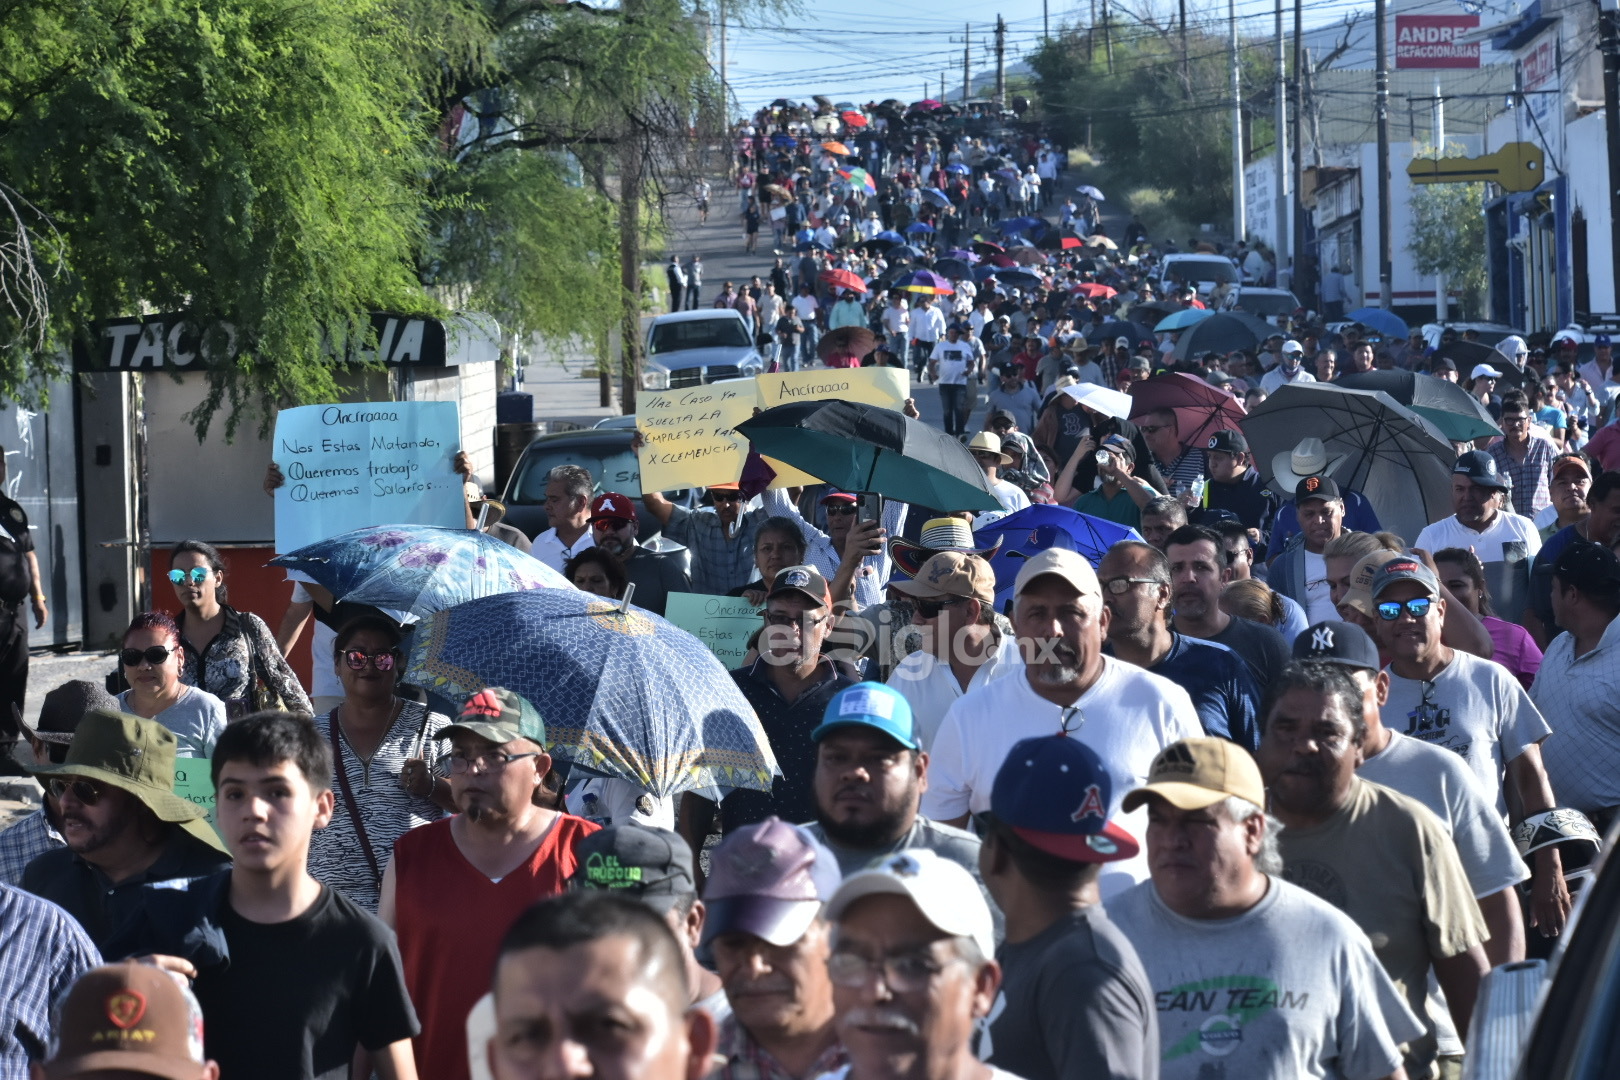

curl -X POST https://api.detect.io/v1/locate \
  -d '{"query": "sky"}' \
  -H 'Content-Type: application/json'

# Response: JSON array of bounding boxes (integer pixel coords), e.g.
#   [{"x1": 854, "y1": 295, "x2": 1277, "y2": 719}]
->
[{"x1": 714, "y1": 0, "x2": 1514, "y2": 113}]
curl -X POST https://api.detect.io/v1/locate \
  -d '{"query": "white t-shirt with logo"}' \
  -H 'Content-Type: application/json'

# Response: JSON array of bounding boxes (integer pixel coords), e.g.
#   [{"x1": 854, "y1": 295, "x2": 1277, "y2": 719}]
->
[
  {"x1": 1105, "y1": 878, "x2": 1423, "y2": 1080},
  {"x1": 930, "y1": 339, "x2": 977, "y2": 385},
  {"x1": 922, "y1": 657, "x2": 1202, "y2": 896},
  {"x1": 1413, "y1": 511, "x2": 1542, "y2": 565}
]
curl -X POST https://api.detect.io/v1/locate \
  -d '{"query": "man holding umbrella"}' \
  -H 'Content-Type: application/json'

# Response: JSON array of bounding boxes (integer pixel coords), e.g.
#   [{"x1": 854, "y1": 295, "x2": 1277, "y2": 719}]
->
[{"x1": 826, "y1": 290, "x2": 865, "y2": 332}]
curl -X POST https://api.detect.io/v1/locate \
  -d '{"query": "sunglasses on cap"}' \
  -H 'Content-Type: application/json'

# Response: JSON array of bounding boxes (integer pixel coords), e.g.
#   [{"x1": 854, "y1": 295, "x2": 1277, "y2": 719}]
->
[
  {"x1": 168, "y1": 567, "x2": 211, "y2": 584},
  {"x1": 48, "y1": 778, "x2": 109, "y2": 805},
  {"x1": 344, "y1": 648, "x2": 398, "y2": 671},
  {"x1": 121, "y1": 645, "x2": 175, "y2": 667},
  {"x1": 1376, "y1": 597, "x2": 1434, "y2": 621}
]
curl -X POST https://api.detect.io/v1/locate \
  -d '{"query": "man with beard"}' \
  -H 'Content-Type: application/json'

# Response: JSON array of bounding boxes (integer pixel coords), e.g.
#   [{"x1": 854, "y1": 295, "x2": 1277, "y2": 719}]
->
[
  {"x1": 922, "y1": 548, "x2": 1201, "y2": 898},
  {"x1": 703, "y1": 818, "x2": 847, "y2": 1080},
  {"x1": 382, "y1": 688, "x2": 599, "y2": 1080},
  {"x1": 823, "y1": 850, "x2": 1005, "y2": 1080},
  {"x1": 1164, "y1": 525, "x2": 1289, "y2": 692},
  {"x1": 803, "y1": 682, "x2": 982, "y2": 881},
  {"x1": 587, "y1": 492, "x2": 690, "y2": 615},
  {"x1": 1257, "y1": 661, "x2": 1489, "y2": 1080}
]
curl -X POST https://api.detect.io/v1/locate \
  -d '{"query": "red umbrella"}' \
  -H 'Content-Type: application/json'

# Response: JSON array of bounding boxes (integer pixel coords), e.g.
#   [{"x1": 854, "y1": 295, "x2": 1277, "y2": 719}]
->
[
  {"x1": 841, "y1": 111, "x2": 868, "y2": 128},
  {"x1": 1071, "y1": 282, "x2": 1117, "y2": 298},
  {"x1": 819, "y1": 268, "x2": 868, "y2": 293},
  {"x1": 987, "y1": 254, "x2": 1018, "y2": 268},
  {"x1": 1127, "y1": 373, "x2": 1247, "y2": 451}
]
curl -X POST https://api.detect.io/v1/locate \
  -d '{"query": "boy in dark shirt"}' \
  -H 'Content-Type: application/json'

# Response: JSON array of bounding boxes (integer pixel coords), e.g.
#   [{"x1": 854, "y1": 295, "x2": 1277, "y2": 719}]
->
[{"x1": 193, "y1": 712, "x2": 420, "y2": 1080}]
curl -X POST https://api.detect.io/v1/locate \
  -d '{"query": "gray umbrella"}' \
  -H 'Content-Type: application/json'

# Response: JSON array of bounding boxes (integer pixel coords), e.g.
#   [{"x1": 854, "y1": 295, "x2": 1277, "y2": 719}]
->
[{"x1": 1240, "y1": 383, "x2": 1457, "y2": 545}]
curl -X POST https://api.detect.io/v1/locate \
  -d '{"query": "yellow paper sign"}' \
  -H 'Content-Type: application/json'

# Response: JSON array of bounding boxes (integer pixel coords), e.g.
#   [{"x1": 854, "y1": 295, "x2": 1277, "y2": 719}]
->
[{"x1": 635, "y1": 368, "x2": 911, "y2": 492}]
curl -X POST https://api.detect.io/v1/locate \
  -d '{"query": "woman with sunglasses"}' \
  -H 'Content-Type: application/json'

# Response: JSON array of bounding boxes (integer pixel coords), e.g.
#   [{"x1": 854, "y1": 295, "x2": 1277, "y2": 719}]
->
[
  {"x1": 115, "y1": 611, "x2": 227, "y2": 759},
  {"x1": 307, "y1": 616, "x2": 454, "y2": 913},
  {"x1": 1433, "y1": 547, "x2": 1543, "y2": 690},
  {"x1": 169, "y1": 540, "x2": 311, "y2": 718}
]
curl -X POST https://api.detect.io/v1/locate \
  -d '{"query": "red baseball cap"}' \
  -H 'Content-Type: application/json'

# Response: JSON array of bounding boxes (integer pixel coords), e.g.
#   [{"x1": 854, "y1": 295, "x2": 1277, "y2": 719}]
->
[
  {"x1": 820, "y1": 490, "x2": 857, "y2": 505},
  {"x1": 589, "y1": 493, "x2": 636, "y2": 523}
]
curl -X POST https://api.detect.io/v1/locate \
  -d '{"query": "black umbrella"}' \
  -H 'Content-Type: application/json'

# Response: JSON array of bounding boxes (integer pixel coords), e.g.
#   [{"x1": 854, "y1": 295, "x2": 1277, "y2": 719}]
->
[
  {"x1": 737, "y1": 401, "x2": 1002, "y2": 512},
  {"x1": 1172, "y1": 313, "x2": 1268, "y2": 359},
  {"x1": 1126, "y1": 301, "x2": 1179, "y2": 329},
  {"x1": 996, "y1": 269, "x2": 1044, "y2": 291},
  {"x1": 1336, "y1": 370, "x2": 1502, "y2": 441},
  {"x1": 933, "y1": 257, "x2": 974, "y2": 281},
  {"x1": 1086, "y1": 320, "x2": 1152, "y2": 347},
  {"x1": 1438, "y1": 340, "x2": 1526, "y2": 389}
]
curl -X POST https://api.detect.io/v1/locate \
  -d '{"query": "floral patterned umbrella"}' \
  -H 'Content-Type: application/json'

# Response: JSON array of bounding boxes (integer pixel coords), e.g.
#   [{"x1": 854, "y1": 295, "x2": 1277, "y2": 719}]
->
[
  {"x1": 269, "y1": 525, "x2": 570, "y2": 618},
  {"x1": 403, "y1": 590, "x2": 777, "y2": 799}
]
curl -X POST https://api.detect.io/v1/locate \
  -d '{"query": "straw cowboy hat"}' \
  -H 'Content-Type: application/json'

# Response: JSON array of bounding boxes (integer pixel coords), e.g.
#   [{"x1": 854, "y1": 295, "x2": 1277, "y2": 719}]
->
[
  {"x1": 966, "y1": 431, "x2": 1014, "y2": 466},
  {"x1": 890, "y1": 516, "x2": 1003, "y2": 578}
]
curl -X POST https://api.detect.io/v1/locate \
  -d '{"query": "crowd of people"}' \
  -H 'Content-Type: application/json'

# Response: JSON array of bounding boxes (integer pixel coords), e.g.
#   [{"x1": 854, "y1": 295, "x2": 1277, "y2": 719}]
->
[{"x1": 4, "y1": 96, "x2": 1620, "y2": 1080}]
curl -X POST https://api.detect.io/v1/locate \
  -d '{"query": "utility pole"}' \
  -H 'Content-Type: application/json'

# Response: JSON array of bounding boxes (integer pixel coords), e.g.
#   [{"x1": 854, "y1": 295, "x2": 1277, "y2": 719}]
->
[
  {"x1": 1274, "y1": 0, "x2": 1289, "y2": 286},
  {"x1": 995, "y1": 15, "x2": 1008, "y2": 105},
  {"x1": 1102, "y1": 0, "x2": 1113, "y2": 73},
  {"x1": 1230, "y1": 0, "x2": 1245, "y2": 243},
  {"x1": 1603, "y1": 7, "x2": 1620, "y2": 310},
  {"x1": 1180, "y1": 0, "x2": 1190, "y2": 92},
  {"x1": 1292, "y1": 0, "x2": 1306, "y2": 301},
  {"x1": 1044, "y1": 0, "x2": 1050, "y2": 39},
  {"x1": 1089, "y1": 0, "x2": 1096, "y2": 64},
  {"x1": 1433, "y1": 80, "x2": 1446, "y2": 320},
  {"x1": 963, "y1": 23, "x2": 972, "y2": 103},
  {"x1": 718, "y1": 0, "x2": 727, "y2": 121},
  {"x1": 1375, "y1": 0, "x2": 1393, "y2": 309}
]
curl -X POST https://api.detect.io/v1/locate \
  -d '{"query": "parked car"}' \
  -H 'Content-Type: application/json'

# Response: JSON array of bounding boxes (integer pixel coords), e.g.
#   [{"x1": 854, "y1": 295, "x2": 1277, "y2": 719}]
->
[
  {"x1": 1233, "y1": 287, "x2": 1301, "y2": 325},
  {"x1": 1154, "y1": 253, "x2": 1240, "y2": 303},
  {"x1": 498, "y1": 425, "x2": 697, "y2": 543},
  {"x1": 642, "y1": 309, "x2": 765, "y2": 391}
]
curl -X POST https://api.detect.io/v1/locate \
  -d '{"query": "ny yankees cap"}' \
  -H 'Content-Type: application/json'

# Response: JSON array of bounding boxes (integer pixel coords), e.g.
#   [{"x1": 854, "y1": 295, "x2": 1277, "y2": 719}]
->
[
  {"x1": 825, "y1": 849, "x2": 995, "y2": 959},
  {"x1": 1292, "y1": 620, "x2": 1381, "y2": 672},
  {"x1": 1122, "y1": 737, "x2": 1266, "y2": 813},
  {"x1": 989, "y1": 734, "x2": 1137, "y2": 863}
]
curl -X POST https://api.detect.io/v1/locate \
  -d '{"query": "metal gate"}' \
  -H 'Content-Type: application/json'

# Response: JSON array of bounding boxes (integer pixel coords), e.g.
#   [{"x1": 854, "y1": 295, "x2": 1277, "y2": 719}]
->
[{"x1": 0, "y1": 383, "x2": 84, "y2": 647}]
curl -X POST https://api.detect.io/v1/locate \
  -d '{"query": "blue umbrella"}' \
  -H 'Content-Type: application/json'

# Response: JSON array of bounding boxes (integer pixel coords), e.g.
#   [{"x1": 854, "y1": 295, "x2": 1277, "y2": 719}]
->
[
  {"x1": 268, "y1": 525, "x2": 572, "y2": 618},
  {"x1": 887, "y1": 244, "x2": 925, "y2": 261},
  {"x1": 1153, "y1": 307, "x2": 1216, "y2": 332},
  {"x1": 946, "y1": 163, "x2": 971, "y2": 174},
  {"x1": 771, "y1": 133, "x2": 799, "y2": 147},
  {"x1": 404, "y1": 590, "x2": 778, "y2": 800},
  {"x1": 905, "y1": 221, "x2": 936, "y2": 235},
  {"x1": 970, "y1": 505, "x2": 1142, "y2": 613},
  {"x1": 999, "y1": 216, "x2": 1046, "y2": 236},
  {"x1": 1086, "y1": 319, "x2": 1152, "y2": 346},
  {"x1": 875, "y1": 229, "x2": 906, "y2": 243},
  {"x1": 1345, "y1": 307, "x2": 1412, "y2": 340},
  {"x1": 794, "y1": 239, "x2": 833, "y2": 252},
  {"x1": 921, "y1": 187, "x2": 952, "y2": 208}
]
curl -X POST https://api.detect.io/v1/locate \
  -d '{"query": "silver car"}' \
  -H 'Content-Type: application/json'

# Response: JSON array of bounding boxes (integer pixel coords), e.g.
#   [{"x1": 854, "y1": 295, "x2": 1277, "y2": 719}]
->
[{"x1": 642, "y1": 309, "x2": 765, "y2": 391}]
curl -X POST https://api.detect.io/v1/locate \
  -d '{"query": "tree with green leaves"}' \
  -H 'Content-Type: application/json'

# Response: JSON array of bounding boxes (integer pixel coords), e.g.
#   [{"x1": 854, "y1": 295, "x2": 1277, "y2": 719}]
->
[{"x1": 1408, "y1": 180, "x2": 1486, "y2": 320}]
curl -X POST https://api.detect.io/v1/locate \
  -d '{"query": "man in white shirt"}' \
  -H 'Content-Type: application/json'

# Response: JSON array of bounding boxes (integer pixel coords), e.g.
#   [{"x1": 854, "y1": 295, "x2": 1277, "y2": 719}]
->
[
  {"x1": 1259, "y1": 339, "x2": 1315, "y2": 394},
  {"x1": 910, "y1": 296, "x2": 947, "y2": 381},
  {"x1": 886, "y1": 552, "x2": 1022, "y2": 749},
  {"x1": 1415, "y1": 451, "x2": 1543, "y2": 564},
  {"x1": 790, "y1": 284, "x2": 821, "y2": 370},
  {"x1": 966, "y1": 432, "x2": 1030, "y2": 513},
  {"x1": 881, "y1": 292, "x2": 910, "y2": 369},
  {"x1": 929, "y1": 325, "x2": 978, "y2": 437},
  {"x1": 921, "y1": 548, "x2": 1203, "y2": 897},
  {"x1": 531, "y1": 463, "x2": 596, "y2": 573}
]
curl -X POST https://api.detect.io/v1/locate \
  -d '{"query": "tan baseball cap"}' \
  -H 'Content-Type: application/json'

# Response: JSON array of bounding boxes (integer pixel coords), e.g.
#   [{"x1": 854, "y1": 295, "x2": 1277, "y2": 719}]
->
[
  {"x1": 890, "y1": 551, "x2": 996, "y2": 604},
  {"x1": 1341, "y1": 549, "x2": 1403, "y2": 618},
  {"x1": 1013, "y1": 547, "x2": 1100, "y2": 599},
  {"x1": 1122, "y1": 737, "x2": 1266, "y2": 813}
]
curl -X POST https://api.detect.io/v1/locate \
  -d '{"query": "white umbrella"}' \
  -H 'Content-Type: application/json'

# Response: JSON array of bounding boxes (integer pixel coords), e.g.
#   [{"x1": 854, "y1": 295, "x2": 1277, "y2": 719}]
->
[{"x1": 1063, "y1": 383, "x2": 1134, "y2": 420}]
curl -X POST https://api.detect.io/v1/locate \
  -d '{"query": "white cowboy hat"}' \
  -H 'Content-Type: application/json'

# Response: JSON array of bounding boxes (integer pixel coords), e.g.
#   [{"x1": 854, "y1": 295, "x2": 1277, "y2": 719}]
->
[
  {"x1": 1270, "y1": 437, "x2": 1349, "y2": 492},
  {"x1": 966, "y1": 431, "x2": 1013, "y2": 466}
]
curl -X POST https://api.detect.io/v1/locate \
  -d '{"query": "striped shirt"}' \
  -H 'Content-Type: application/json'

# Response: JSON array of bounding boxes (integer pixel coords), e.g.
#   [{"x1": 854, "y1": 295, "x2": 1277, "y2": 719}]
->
[
  {"x1": 661, "y1": 505, "x2": 768, "y2": 595},
  {"x1": 1532, "y1": 616, "x2": 1620, "y2": 817},
  {"x1": 308, "y1": 700, "x2": 451, "y2": 913},
  {"x1": 716, "y1": 1016, "x2": 846, "y2": 1080},
  {"x1": 1154, "y1": 447, "x2": 1207, "y2": 498},
  {"x1": 1487, "y1": 434, "x2": 1559, "y2": 517},
  {"x1": 0, "y1": 884, "x2": 101, "y2": 1071},
  {"x1": 0, "y1": 808, "x2": 64, "y2": 887}
]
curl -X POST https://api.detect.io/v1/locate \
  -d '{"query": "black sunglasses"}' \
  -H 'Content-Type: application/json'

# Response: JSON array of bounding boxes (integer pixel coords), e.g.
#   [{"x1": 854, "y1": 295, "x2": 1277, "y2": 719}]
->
[
  {"x1": 120, "y1": 645, "x2": 175, "y2": 667},
  {"x1": 48, "y1": 778, "x2": 108, "y2": 805},
  {"x1": 914, "y1": 597, "x2": 967, "y2": 618}
]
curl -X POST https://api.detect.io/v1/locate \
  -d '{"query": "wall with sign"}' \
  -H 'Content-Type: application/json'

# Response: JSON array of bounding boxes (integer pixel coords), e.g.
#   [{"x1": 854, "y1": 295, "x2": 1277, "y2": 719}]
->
[{"x1": 1394, "y1": 15, "x2": 1480, "y2": 70}]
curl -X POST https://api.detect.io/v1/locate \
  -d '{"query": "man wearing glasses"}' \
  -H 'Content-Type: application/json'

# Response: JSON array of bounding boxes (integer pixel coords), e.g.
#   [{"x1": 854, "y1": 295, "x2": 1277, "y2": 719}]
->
[
  {"x1": 1487, "y1": 391, "x2": 1560, "y2": 517},
  {"x1": 382, "y1": 687, "x2": 599, "y2": 1080},
  {"x1": 587, "y1": 492, "x2": 690, "y2": 615},
  {"x1": 1369, "y1": 560, "x2": 1573, "y2": 941}
]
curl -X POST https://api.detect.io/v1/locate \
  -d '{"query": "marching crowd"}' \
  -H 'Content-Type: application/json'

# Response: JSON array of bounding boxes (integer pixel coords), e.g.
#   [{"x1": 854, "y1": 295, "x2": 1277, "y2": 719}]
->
[{"x1": 5, "y1": 99, "x2": 1620, "y2": 1080}]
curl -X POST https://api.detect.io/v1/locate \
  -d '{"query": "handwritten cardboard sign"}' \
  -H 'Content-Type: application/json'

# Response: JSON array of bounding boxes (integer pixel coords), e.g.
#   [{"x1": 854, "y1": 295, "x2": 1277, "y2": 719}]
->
[
  {"x1": 273, "y1": 402, "x2": 464, "y2": 552},
  {"x1": 636, "y1": 368, "x2": 910, "y2": 491},
  {"x1": 663, "y1": 592, "x2": 761, "y2": 669}
]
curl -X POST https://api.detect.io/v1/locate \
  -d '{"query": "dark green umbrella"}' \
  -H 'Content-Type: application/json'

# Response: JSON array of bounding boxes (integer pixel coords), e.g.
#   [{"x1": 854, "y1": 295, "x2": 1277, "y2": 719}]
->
[
  {"x1": 737, "y1": 401, "x2": 1002, "y2": 512},
  {"x1": 1336, "y1": 370, "x2": 1502, "y2": 442}
]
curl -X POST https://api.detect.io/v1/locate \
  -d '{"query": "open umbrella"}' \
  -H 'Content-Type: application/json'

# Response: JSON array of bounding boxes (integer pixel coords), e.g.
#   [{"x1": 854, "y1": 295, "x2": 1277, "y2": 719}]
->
[
  {"x1": 403, "y1": 590, "x2": 776, "y2": 800},
  {"x1": 817, "y1": 326, "x2": 877, "y2": 362},
  {"x1": 819, "y1": 268, "x2": 868, "y2": 293},
  {"x1": 837, "y1": 166, "x2": 876, "y2": 194},
  {"x1": 269, "y1": 525, "x2": 571, "y2": 618},
  {"x1": 820, "y1": 141, "x2": 852, "y2": 156},
  {"x1": 1335, "y1": 370, "x2": 1502, "y2": 442},
  {"x1": 1154, "y1": 307, "x2": 1215, "y2": 332},
  {"x1": 737, "y1": 401, "x2": 1001, "y2": 512},
  {"x1": 896, "y1": 268, "x2": 953, "y2": 295},
  {"x1": 992, "y1": 168, "x2": 1020, "y2": 183},
  {"x1": 921, "y1": 187, "x2": 953, "y2": 208},
  {"x1": 904, "y1": 221, "x2": 936, "y2": 235},
  {"x1": 1071, "y1": 282, "x2": 1116, "y2": 299},
  {"x1": 932, "y1": 257, "x2": 974, "y2": 281},
  {"x1": 1171, "y1": 313, "x2": 1265, "y2": 359},
  {"x1": 811, "y1": 115, "x2": 841, "y2": 135},
  {"x1": 794, "y1": 239, "x2": 833, "y2": 252},
  {"x1": 1086, "y1": 320, "x2": 1151, "y2": 347},
  {"x1": 946, "y1": 163, "x2": 971, "y2": 175},
  {"x1": 1074, "y1": 184, "x2": 1106, "y2": 200},
  {"x1": 944, "y1": 247, "x2": 980, "y2": 263},
  {"x1": 1437, "y1": 340, "x2": 1524, "y2": 388},
  {"x1": 985, "y1": 254, "x2": 1018, "y2": 269},
  {"x1": 874, "y1": 229, "x2": 905, "y2": 243},
  {"x1": 1037, "y1": 230, "x2": 1085, "y2": 250},
  {"x1": 770, "y1": 133, "x2": 798, "y2": 147},
  {"x1": 1084, "y1": 235, "x2": 1118, "y2": 250},
  {"x1": 1240, "y1": 383, "x2": 1457, "y2": 545},
  {"x1": 971, "y1": 505, "x2": 1142, "y2": 613},
  {"x1": 971, "y1": 239, "x2": 1005, "y2": 256},
  {"x1": 914, "y1": 99, "x2": 942, "y2": 110},
  {"x1": 994, "y1": 269, "x2": 1044, "y2": 291},
  {"x1": 1010, "y1": 247, "x2": 1049, "y2": 266},
  {"x1": 1000, "y1": 216, "x2": 1045, "y2": 236},
  {"x1": 840, "y1": 111, "x2": 868, "y2": 128},
  {"x1": 887, "y1": 244, "x2": 925, "y2": 261},
  {"x1": 1128, "y1": 372, "x2": 1247, "y2": 449},
  {"x1": 1126, "y1": 300, "x2": 1179, "y2": 328},
  {"x1": 1345, "y1": 307, "x2": 1411, "y2": 340}
]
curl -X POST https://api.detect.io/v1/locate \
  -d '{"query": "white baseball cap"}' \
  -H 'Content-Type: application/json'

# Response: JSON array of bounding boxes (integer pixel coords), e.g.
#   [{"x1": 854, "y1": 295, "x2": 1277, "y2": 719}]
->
[
  {"x1": 1281, "y1": 340, "x2": 1304, "y2": 355},
  {"x1": 825, "y1": 849, "x2": 995, "y2": 958},
  {"x1": 1470, "y1": 363, "x2": 1504, "y2": 380},
  {"x1": 1014, "y1": 547, "x2": 1101, "y2": 599}
]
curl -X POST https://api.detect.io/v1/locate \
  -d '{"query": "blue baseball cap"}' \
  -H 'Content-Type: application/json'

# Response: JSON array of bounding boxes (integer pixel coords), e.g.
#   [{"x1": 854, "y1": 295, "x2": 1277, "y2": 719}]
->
[
  {"x1": 812, "y1": 682, "x2": 918, "y2": 751},
  {"x1": 989, "y1": 734, "x2": 1138, "y2": 863}
]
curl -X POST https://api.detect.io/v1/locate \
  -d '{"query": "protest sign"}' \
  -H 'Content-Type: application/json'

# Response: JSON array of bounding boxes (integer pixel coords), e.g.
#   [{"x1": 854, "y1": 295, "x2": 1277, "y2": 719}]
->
[
  {"x1": 664, "y1": 592, "x2": 761, "y2": 669},
  {"x1": 635, "y1": 368, "x2": 910, "y2": 491},
  {"x1": 273, "y1": 402, "x2": 465, "y2": 552},
  {"x1": 173, "y1": 759, "x2": 223, "y2": 839}
]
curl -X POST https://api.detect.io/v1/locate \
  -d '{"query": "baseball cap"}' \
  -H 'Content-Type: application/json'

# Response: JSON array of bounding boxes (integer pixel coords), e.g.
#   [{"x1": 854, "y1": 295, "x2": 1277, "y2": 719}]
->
[
  {"x1": 589, "y1": 492, "x2": 637, "y2": 523},
  {"x1": 1453, "y1": 449, "x2": 1512, "y2": 491},
  {"x1": 811, "y1": 681, "x2": 919, "y2": 751},
  {"x1": 989, "y1": 734, "x2": 1137, "y2": 862},
  {"x1": 1553, "y1": 454, "x2": 1593, "y2": 481},
  {"x1": 1597, "y1": 334, "x2": 1613, "y2": 347},
  {"x1": 825, "y1": 849, "x2": 994, "y2": 959},
  {"x1": 1205, "y1": 370, "x2": 1234, "y2": 387},
  {"x1": 1470, "y1": 363, "x2": 1504, "y2": 380},
  {"x1": 1114, "y1": 336, "x2": 1131, "y2": 349},
  {"x1": 1281, "y1": 340, "x2": 1304, "y2": 356},
  {"x1": 1293, "y1": 474, "x2": 1341, "y2": 505},
  {"x1": 1341, "y1": 549, "x2": 1404, "y2": 618},
  {"x1": 1369, "y1": 557, "x2": 1441, "y2": 601},
  {"x1": 700, "y1": 817, "x2": 841, "y2": 947},
  {"x1": 767, "y1": 564, "x2": 832, "y2": 608},
  {"x1": 437, "y1": 687, "x2": 547, "y2": 748},
  {"x1": 41, "y1": 962, "x2": 209, "y2": 1080},
  {"x1": 1013, "y1": 547, "x2": 1101, "y2": 599},
  {"x1": 1206, "y1": 430, "x2": 1248, "y2": 455},
  {"x1": 569, "y1": 826, "x2": 696, "y2": 913},
  {"x1": 1431, "y1": 357, "x2": 1457, "y2": 372},
  {"x1": 1121, "y1": 738, "x2": 1266, "y2": 814},
  {"x1": 1552, "y1": 540, "x2": 1620, "y2": 593},
  {"x1": 1291, "y1": 620, "x2": 1381, "y2": 671},
  {"x1": 820, "y1": 490, "x2": 858, "y2": 505},
  {"x1": 1127, "y1": 356, "x2": 1152, "y2": 374},
  {"x1": 889, "y1": 551, "x2": 996, "y2": 604},
  {"x1": 1100, "y1": 433, "x2": 1135, "y2": 461},
  {"x1": 988, "y1": 407, "x2": 1017, "y2": 427}
]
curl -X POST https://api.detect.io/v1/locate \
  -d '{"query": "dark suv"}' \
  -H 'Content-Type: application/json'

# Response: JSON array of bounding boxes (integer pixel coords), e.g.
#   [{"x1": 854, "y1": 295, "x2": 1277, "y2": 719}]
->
[{"x1": 499, "y1": 427, "x2": 695, "y2": 543}]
